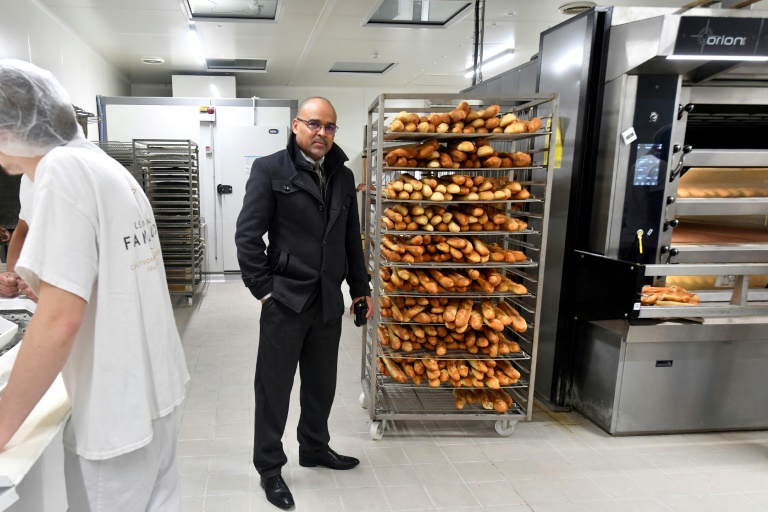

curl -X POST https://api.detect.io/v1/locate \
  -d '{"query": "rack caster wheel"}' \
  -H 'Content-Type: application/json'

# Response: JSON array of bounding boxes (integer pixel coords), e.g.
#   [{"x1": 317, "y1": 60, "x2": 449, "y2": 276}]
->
[
  {"x1": 370, "y1": 420, "x2": 386, "y2": 440},
  {"x1": 495, "y1": 419, "x2": 516, "y2": 437},
  {"x1": 359, "y1": 392, "x2": 368, "y2": 409}
]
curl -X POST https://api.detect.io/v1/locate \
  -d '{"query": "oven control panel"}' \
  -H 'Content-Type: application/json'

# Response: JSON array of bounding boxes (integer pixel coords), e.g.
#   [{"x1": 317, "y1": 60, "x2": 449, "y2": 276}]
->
[{"x1": 618, "y1": 75, "x2": 679, "y2": 263}]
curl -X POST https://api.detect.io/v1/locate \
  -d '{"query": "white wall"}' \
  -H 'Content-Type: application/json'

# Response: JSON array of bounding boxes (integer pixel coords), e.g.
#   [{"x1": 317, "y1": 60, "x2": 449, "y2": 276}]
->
[
  {"x1": 172, "y1": 75, "x2": 237, "y2": 99},
  {"x1": 234, "y1": 85, "x2": 458, "y2": 188},
  {"x1": 132, "y1": 83, "x2": 174, "y2": 97},
  {"x1": 0, "y1": 0, "x2": 130, "y2": 133},
  {"x1": 126, "y1": 82, "x2": 461, "y2": 186}
]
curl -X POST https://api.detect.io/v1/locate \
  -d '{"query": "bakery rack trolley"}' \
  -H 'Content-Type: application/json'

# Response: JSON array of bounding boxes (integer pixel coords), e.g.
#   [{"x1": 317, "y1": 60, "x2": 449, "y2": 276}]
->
[
  {"x1": 95, "y1": 141, "x2": 143, "y2": 185},
  {"x1": 359, "y1": 93, "x2": 558, "y2": 439},
  {"x1": 133, "y1": 139, "x2": 206, "y2": 306}
]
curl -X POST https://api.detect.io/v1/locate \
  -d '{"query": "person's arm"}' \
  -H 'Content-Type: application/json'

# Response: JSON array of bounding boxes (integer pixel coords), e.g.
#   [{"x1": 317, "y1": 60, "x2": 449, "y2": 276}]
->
[
  {"x1": 6, "y1": 219, "x2": 28, "y2": 272},
  {"x1": 0, "y1": 220, "x2": 28, "y2": 298},
  {"x1": 0, "y1": 281, "x2": 86, "y2": 449},
  {"x1": 0, "y1": 219, "x2": 37, "y2": 302},
  {"x1": 235, "y1": 161, "x2": 275, "y2": 301}
]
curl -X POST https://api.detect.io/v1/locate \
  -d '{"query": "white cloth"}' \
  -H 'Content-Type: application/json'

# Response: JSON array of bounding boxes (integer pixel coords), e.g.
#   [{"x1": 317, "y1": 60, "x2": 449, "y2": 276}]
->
[
  {"x1": 17, "y1": 174, "x2": 33, "y2": 223},
  {"x1": 64, "y1": 408, "x2": 181, "y2": 512},
  {"x1": 15, "y1": 135, "x2": 189, "y2": 459}
]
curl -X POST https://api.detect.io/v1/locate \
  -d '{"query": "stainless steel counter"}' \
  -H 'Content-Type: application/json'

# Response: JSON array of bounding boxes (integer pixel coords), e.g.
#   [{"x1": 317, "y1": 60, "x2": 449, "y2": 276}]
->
[{"x1": 0, "y1": 298, "x2": 69, "y2": 512}]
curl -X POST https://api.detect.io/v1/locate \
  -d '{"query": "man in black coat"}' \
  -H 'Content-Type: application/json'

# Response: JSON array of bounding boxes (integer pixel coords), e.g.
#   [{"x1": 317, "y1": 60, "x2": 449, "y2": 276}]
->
[{"x1": 235, "y1": 97, "x2": 373, "y2": 510}]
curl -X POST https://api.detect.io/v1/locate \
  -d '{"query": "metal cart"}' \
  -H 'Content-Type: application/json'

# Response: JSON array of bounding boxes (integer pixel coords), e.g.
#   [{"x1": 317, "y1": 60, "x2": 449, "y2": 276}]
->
[
  {"x1": 360, "y1": 93, "x2": 558, "y2": 439},
  {"x1": 133, "y1": 139, "x2": 206, "y2": 306},
  {"x1": 95, "y1": 140, "x2": 144, "y2": 186}
]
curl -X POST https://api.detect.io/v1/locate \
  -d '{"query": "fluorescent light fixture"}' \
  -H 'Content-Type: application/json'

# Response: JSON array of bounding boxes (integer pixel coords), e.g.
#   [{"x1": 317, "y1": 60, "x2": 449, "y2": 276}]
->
[
  {"x1": 465, "y1": 48, "x2": 515, "y2": 78},
  {"x1": 667, "y1": 55, "x2": 768, "y2": 62},
  {"x1": 187, "y1": 24, "x2": 206, "y2": 63},
  {"x1": 209, "y1": 83, "x2": 221, "y2": 98}
]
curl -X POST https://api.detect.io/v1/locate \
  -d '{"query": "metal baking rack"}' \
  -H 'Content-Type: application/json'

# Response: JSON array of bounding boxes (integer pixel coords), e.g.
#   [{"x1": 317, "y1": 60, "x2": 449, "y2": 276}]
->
[
  {"x1": 94, "y1": 141, "x2": 143, "y2": 185},
  {"x1": 133, "y1": 139, "x2": 206, "y2": 306},
  {"x1": 360, "y1": 93, "x2": 558, "y2": 439}
]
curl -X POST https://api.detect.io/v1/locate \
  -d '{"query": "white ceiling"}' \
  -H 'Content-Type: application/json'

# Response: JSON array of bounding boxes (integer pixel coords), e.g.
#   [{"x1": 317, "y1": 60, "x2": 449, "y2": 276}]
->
[{"x1": 37, "y1": 0, "x2": 768, "y2": 89}]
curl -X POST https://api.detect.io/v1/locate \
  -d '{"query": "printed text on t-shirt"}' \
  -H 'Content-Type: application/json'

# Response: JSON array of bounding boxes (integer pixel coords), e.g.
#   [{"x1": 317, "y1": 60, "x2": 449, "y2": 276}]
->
[{"x1": 123, "y1": 218, "x2": 158, "y2": 250}]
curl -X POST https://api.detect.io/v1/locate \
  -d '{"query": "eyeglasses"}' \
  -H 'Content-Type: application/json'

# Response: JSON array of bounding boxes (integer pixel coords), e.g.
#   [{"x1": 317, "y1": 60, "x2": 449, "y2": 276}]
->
[{"x1": 296, "y1": 118, "x2": 339, "y2": 134}]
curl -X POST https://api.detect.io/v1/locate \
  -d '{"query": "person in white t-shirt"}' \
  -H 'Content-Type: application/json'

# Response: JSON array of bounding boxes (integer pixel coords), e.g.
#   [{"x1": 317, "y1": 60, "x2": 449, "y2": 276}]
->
[
  {"x1": 0, "y1": 174, "x2": 35, "y2": 300},
  {"x1": 0, "y1": 59, "x2": 189, "y2": 512}
]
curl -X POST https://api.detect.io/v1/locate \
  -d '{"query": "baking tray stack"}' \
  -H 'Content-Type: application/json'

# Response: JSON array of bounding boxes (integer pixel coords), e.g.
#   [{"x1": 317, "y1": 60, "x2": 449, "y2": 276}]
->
[
  {"x1": 133, "y1": 139, "x2": 205, "y2": 305},
  {"x1": 95, "y1": 141, "x2": 143, "y2": 186}
]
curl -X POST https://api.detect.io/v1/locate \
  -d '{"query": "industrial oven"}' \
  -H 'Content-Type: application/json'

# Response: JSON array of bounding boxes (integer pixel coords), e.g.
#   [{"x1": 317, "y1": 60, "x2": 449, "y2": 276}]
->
[{"x1": 565, "y1": 8, "x2": 768, "y2": 434}]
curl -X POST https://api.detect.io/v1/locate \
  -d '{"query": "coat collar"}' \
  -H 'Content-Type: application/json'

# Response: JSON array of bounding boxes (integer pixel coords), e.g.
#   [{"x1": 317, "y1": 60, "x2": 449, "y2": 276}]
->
[{"x1": 286, "y1": 133, "x2": 348, "y2": 177}]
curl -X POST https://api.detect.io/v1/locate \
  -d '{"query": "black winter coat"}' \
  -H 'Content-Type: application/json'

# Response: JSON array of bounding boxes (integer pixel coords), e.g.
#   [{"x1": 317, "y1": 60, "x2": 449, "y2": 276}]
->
[{"x1": 235, "y1": 133, "x2": 370, "y2": 321}]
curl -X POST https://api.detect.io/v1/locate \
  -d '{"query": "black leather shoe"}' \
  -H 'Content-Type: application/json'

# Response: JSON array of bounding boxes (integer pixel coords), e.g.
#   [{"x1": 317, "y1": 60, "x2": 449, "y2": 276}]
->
[
  {"x1": 299, "y1": 448, "x2": 360, "y2": 470},
  {"x1": 260, "y1": 475, "x2": 295, "y2": 510}
]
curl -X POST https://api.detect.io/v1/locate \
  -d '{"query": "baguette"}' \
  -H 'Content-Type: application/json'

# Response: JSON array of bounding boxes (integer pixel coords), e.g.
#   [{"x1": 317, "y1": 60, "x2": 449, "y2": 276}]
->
[
  {"x1": 497, "y1": 301, "x2": 527, "y2": 333},
  {"x1": 480, "y1": 299, "x2": 496, "y2": 320},
  {"x1": 381, "y1": 358, "x2": 408, "y2": 383},
  {"x1": 416, "y1": 270, "x2": 439, "y2": 294},
  {"x1": 468, "y1": 307, "x2": 483, "y2": 330},
  {"x1": 443, "y1": 299, "x2": 460, "y2": 322},
  {"x1": 454, "y1": 298, "x2": 473, "y2": 328}
]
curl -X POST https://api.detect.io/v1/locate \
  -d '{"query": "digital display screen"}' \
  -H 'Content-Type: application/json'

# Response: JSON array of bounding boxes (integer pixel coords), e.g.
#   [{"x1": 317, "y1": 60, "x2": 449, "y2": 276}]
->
[{"x1": 632, "y1": 143, "x2": 663, "y2": 186}]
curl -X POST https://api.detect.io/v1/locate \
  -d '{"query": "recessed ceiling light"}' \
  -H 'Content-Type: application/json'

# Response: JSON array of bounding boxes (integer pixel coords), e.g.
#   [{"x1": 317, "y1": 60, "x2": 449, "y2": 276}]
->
[
  {"x1": 558, "y1": 2, "x2": 596, "y2": 15},
  {"x1": 141, "y1": 56, "x2": 165, "y2": 65},
  {"x1": 505, "y1": 11, "x2": 517, "y2": 16}
]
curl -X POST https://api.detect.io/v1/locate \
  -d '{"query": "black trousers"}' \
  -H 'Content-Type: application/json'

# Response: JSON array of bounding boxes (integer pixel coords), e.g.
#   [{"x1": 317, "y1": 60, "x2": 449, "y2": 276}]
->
[{"x1": 253, "y1": 294, "x2": 342, "y2": 478}]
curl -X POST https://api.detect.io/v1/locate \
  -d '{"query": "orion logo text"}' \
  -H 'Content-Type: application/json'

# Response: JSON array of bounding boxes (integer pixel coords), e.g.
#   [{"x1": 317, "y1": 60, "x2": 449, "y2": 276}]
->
[{"x1": 696, "y1": 27, "x2": 746, "y2": 47}]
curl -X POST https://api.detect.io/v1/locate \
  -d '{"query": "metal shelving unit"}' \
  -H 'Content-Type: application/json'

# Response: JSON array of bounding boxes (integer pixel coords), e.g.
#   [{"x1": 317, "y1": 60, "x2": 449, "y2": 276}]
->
[
  {"x1": 360, "y1": 93, "x2": 558, "y2": 439},
  {"x1": 95, "y1": 141, "x2": 143, "y2": 185},
  {"x1": 133, "y1": 139, "x2": 205, "y2": 306}
]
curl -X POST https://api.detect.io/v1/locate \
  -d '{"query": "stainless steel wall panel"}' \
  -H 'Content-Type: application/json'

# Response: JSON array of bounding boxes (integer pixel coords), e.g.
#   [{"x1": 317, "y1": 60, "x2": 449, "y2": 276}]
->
[
  {"x1": 570, "y1": 322, "x2": 624, "y2": 433},
  {"x1": 589, "y1": 77, "x2": 625, "y2": 255}
]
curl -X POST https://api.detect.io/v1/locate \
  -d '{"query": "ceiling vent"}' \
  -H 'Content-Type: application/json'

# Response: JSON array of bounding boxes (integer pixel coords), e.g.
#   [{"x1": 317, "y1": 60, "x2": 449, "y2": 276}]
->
[
  {"x1": 558, "y1": 2, "x2": 596, "y2": 15},
  {"x1": 141, "y1": 57, "x2": 165, "y2": 65},
  {"x1": 329, "y1": 62, "x2": 396, "y2": 74},
  {"x1": 205, "y1": 58, "x2": 267, "y2": 72}
]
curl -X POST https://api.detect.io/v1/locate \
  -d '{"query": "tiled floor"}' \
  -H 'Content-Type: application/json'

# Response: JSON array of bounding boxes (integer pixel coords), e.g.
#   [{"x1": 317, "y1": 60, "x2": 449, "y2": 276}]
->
[{"x1": 174, "y1": 279, "x2": 768, "y2": 512}]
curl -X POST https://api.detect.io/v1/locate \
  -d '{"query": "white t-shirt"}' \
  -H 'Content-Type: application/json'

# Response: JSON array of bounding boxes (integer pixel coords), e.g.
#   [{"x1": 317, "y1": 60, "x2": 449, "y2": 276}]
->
[
  {"x1": 15, "y1": 136, "x2": 189, "y2": 460},
  {"x1": 18, "y1": 174, "x2": 33, "y2": 224}
]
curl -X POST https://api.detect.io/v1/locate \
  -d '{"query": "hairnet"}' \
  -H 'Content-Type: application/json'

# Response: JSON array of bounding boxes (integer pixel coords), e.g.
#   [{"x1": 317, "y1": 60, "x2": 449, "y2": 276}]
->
[{"x1": 0, "y1": 59, "x2": 79, "y2": 157}]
